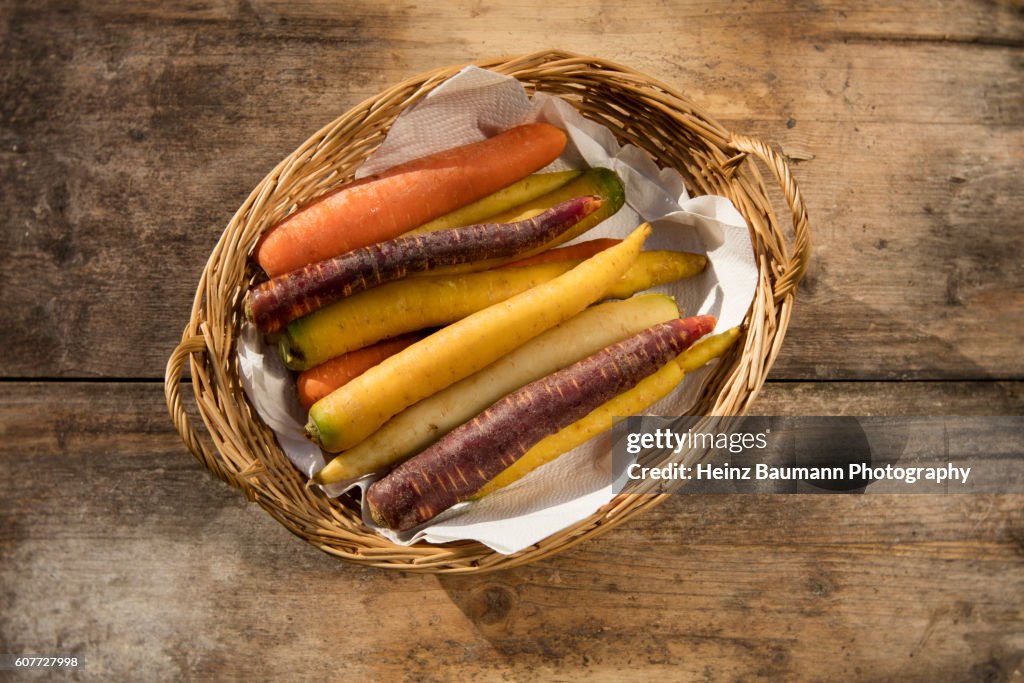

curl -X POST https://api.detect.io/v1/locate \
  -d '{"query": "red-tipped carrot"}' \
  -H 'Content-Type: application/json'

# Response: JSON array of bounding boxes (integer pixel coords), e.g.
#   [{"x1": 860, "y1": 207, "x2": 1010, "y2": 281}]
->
[
  {"x1": 365, "y1": 315, "x2": 716, "y2": 532},
  {"x1": 245, "y1": 195, "x2": 603, "y2": 334},
  {"x1": 501, "y1": 238, "x2": 621, "y2": 269},
  {"x1": 296, "y1": 334, "x2": 423, "y2": 411},
  {"x1": 253, "y1": 122, "x2": 568, "y2": 277}
]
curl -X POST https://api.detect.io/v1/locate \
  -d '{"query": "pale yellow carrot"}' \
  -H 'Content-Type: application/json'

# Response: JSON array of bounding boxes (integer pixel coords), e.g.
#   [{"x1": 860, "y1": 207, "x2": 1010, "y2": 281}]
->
[{"x1": 313, "y1": 294, "x2": 681, "y2": 484}]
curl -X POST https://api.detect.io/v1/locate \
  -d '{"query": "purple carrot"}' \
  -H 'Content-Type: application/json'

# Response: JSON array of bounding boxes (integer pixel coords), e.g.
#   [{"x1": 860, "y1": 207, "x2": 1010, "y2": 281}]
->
[
  {"x1": 244, "y1": 195, "x2": 604, "y2": 333},
  {"x1": 366, "y1": 315, "x2": 717, "y2": 532}
]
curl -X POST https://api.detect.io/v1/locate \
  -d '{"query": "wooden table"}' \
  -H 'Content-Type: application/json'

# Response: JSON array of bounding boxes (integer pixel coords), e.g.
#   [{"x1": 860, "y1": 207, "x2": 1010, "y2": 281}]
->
[{"x1": 2, "y1": 2, "x2": 1021, "y2": 680}]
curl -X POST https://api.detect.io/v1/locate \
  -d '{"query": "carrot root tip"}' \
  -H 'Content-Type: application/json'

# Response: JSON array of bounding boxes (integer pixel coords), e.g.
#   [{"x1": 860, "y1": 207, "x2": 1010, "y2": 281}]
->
[{"x1": 368, "y1": 505, "x2": 386, "y2": 527}]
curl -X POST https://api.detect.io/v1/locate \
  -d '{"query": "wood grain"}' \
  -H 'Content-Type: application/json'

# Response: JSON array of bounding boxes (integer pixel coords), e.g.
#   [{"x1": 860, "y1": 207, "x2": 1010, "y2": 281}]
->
[
  {"x1": 1, "y1": 381, "x2": 1022, "y2": 680},
  {"x1": 0, "y1": 1, "x2": 1020, "y2": 379},
  {"x1": 1, "y1": 1, "x2": 1022, "y2": 679}
]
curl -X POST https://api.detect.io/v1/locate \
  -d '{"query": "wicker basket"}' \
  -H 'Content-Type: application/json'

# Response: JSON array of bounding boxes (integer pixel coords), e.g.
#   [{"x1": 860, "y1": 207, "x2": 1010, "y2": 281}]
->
[{"x1": 164, "y1": 49, "x2": 810, "y2": 573}]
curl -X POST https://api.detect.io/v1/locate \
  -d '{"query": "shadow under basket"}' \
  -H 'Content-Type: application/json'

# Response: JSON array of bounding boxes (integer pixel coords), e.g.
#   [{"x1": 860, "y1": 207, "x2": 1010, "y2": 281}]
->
[{"x1": 164, "y1": 49, "x2": 811, "y2": 574}]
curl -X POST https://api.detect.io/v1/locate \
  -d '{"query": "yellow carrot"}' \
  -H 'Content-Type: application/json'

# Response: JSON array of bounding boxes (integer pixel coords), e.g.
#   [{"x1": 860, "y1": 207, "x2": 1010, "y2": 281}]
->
[
  {"x1": 279, "y1": 250, "x2": 707, "y2": 371},
  {"x1": 281, "y1": 262, "x2": 575, "y2": 372},
  {"x1": 404, "y1": 170, "x2": 581, "y2": 235},
  {"x1": 486, "y1": 167, "x2": 624, "y2": 227},
  {"x1": 473, "y1": 326, "x2": 741, "y2": 497},
  {"x1": 306, "y1": 223, "x2": 653, "y2": 453}
]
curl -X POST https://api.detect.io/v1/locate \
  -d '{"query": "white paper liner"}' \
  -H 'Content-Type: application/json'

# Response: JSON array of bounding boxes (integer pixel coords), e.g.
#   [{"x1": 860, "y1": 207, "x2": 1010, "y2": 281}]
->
[{"x1": 237, "y1": 66, "x2": 757, "y2": 555}]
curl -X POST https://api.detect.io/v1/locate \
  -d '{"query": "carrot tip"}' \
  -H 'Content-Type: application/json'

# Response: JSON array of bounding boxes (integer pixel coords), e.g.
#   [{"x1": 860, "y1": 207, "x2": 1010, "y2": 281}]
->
[
  {"x1": 582, "y1": 194, "x2": 605, "y2": 213},
  {"x1": 304, "y1": 418, "x2": 321, "y2": 445},
  {"x1": 695, "y1": 315, "x2": 718, "y2": 337},
  {"x1": 368, "y1": 505, "x2": 386, "y2": 528}
]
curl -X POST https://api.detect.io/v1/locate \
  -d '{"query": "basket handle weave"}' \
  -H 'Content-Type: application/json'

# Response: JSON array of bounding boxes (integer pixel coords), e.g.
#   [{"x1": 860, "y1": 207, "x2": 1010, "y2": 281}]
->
[
  {"x1": 164, "y1": 328, "x2": 245, "y2": 491},
  {"x1": 725, "y1": 134, "x2": 811, "y2": 297}
]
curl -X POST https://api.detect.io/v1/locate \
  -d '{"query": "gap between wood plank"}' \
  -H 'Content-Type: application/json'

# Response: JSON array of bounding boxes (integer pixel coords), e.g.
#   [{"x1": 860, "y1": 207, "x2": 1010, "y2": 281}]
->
[{"x1": 831, "y1": 31, "x2": 1024, "y2": 49}]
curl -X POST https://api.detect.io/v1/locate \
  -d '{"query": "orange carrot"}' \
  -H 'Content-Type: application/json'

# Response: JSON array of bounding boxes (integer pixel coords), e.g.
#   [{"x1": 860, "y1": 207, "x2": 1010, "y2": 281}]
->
[
  {"x1": 501, "y1": 238, "x2": 621, "y2": 269},
  {"x1": 253, "y1": 123, "x2": 568, "y2": 277},
  {"x1": 295, "y1": 334, "x2": 422, "y2": 411}
]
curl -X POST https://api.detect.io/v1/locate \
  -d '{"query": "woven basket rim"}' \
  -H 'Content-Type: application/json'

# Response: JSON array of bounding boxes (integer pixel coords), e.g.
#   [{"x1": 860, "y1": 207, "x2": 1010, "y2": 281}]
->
[{"x1": 164, "y1": 49, "x2": 810, "y2": 573}]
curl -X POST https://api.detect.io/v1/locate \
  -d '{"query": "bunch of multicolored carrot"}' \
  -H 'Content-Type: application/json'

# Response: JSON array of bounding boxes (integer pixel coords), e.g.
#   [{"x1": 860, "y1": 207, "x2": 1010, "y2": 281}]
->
[{"x1": 244, "y1": 122, "x2": 738, "y2": 532}]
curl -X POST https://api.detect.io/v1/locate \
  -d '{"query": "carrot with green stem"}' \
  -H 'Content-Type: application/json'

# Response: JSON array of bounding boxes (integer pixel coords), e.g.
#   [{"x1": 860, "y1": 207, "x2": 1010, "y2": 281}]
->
[
  {"x1": 365, "y1": 315, "x2": 717, "y2": 532},
  {"x1": 280, "y1": 249, "x2": 707, "y2": 371},
  {"x1": 306, "y1": 223, "x2": 653, "y2": 453},
  {"x1": 245, "y1": 195, "x2": 603, "y2": 333},
  {"x1": 253, "y1": 122, "x2": 568, "y2": 277},
  {"x1": 407, "y1": 170, "x2": 581, "y2": 234},
  {"x1": 484, "y1": 166, "x2": 624, "y2": 233}
]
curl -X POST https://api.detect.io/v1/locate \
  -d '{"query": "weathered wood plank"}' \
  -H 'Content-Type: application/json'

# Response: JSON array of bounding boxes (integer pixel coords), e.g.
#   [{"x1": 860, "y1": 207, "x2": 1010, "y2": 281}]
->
[
  {"x1": 1, "y1": 381, "x2": 1021, "y2": 680},
  {"x1": 0, "y1": 1, "x2": 1021, "y2": 380},
  {"x1": 754, "y1": 379, "x2": 1024, "y2": 416}
]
